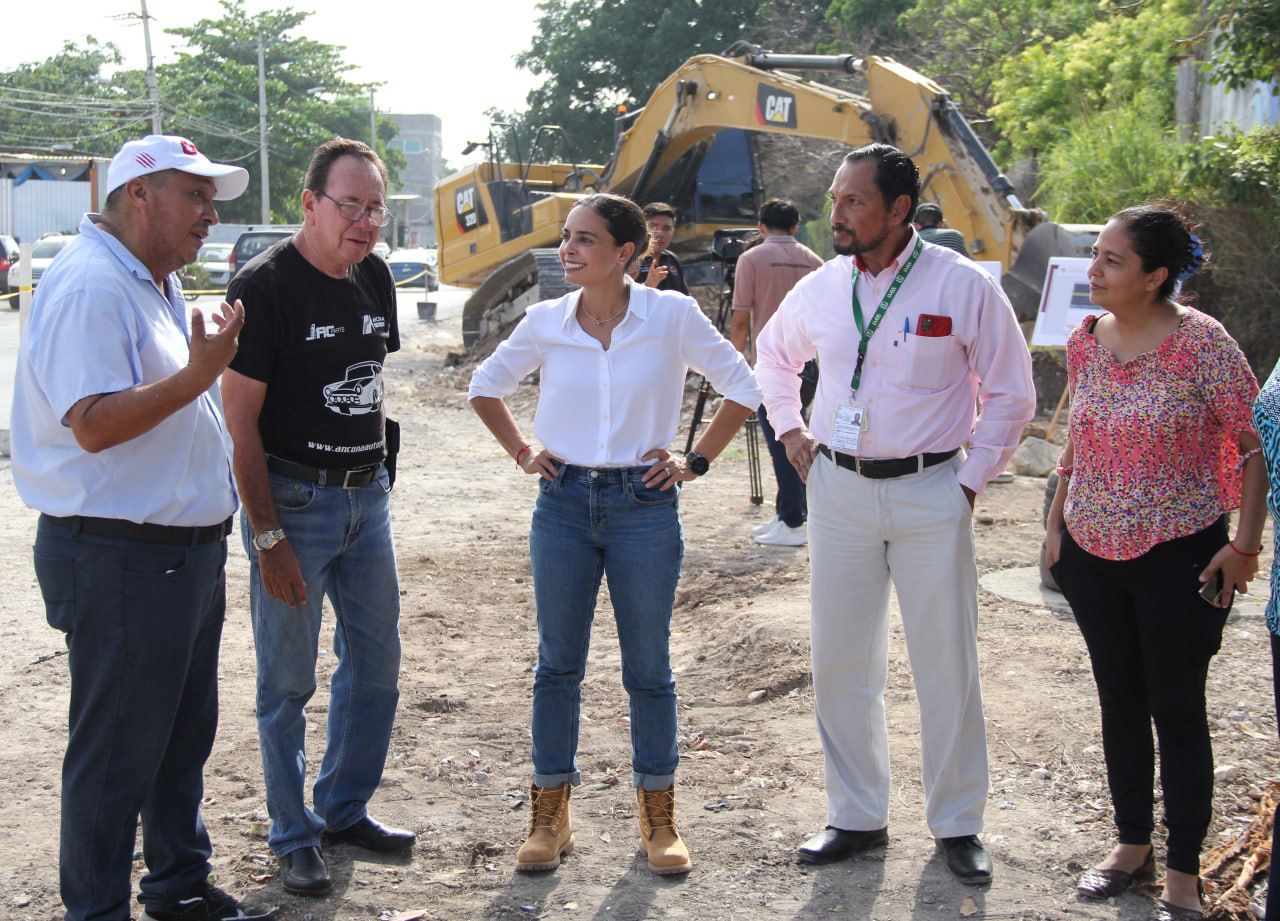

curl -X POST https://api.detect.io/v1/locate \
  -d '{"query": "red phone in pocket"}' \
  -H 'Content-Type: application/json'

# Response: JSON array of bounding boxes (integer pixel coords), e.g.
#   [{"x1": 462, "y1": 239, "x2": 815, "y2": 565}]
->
[{"x1": 916, "y1": 314, "x2": 952, "y2": 337}]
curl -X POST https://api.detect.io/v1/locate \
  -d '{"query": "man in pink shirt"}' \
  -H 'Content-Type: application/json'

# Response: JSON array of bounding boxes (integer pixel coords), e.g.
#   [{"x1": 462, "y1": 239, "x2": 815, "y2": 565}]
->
[
  {"x1": 729, "y1": 198, "x2": 824, "y2": 546},
  {"x1": 756, "y1": 144, "x2": 1035, "y2": 883}
]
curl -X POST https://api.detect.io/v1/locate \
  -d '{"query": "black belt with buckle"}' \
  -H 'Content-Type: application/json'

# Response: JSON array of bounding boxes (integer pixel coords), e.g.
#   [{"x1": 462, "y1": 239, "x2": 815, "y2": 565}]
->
[
  {"x1": 267, "y1": 455, "x2": 382, "y2": 489},
  {"x1": 42, "y1": 513, "x2": 232, "y2": 545},
  {"x1": 818, "y1": 445, "x2": 959, "y2": 479}
]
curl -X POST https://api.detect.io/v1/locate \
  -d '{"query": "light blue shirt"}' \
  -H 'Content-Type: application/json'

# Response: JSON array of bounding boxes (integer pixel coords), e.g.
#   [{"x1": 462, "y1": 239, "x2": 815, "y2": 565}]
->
[{"x1": 11, "y1": 214, "x2": 237, "y2": 526}]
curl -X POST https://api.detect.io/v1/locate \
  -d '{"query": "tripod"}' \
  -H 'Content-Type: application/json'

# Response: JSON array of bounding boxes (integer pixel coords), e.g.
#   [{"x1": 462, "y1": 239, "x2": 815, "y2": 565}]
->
[{"x1": 683, "y1": 230, "x2": 764, "y2": 505}]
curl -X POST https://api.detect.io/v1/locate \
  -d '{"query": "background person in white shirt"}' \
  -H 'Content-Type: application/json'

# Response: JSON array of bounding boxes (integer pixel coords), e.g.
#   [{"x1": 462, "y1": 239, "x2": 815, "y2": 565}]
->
[
  {"x1": 756, "y1": 144, "x2": 1035, "y2": 883},
  {"x1": 469, "y1": 193, "x2": 760, "y2": 877}
]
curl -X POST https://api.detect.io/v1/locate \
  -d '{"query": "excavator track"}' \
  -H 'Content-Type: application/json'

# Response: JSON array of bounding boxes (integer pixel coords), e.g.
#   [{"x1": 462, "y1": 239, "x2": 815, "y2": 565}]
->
[{"x1": 461, "y1": 249, "x2": 574, "y2": 350}]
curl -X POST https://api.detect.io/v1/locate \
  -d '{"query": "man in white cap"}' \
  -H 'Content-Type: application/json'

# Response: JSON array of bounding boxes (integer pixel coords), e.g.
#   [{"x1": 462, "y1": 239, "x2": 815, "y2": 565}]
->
[{"x1": 11, "y1": 135, "x2": 275, "y2": 921}]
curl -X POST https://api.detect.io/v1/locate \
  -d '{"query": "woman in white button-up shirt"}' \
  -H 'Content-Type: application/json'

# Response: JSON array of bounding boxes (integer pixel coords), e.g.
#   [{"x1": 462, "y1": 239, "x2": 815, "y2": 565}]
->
[{"x1": 470, "y1": 193, "x2": 760, "y2": 876}]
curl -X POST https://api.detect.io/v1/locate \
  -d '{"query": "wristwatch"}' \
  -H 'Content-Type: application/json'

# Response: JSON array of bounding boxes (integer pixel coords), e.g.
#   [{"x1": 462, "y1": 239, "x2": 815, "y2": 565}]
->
[
  {"x1": 685, "y1": 451, "x2": 710, "y2": 477},
  {"x1": 253, "y1": 528, "x2": 287, "y2": 552}
]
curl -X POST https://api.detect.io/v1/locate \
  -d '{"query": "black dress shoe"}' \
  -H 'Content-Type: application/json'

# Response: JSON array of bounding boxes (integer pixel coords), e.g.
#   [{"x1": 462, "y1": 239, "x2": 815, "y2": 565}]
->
[
  {"x1": 797, "y1": 826, "x2": 889, "y2": 864},
  {"x1": 326, "y1": 814, "x2": 416, "y2": 853},
  {"x1": 938, "y1": 835, "x2": 992, "y2": 885},
  {"x1": 280, "y1": 845, "x2": 331, "y2": 897}
]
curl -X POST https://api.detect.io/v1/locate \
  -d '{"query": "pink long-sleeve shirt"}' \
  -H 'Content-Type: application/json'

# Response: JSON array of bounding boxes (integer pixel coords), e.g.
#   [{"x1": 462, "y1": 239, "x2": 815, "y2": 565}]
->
[{"x1": 755, "y1": 232, "x2": 1036, "y2": 495}]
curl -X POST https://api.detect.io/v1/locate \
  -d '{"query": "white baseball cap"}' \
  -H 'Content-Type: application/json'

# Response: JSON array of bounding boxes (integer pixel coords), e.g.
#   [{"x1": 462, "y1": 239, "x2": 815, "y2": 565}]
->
[{"x1": 106, "y1": 135, "x2": 250, "y2": 201}]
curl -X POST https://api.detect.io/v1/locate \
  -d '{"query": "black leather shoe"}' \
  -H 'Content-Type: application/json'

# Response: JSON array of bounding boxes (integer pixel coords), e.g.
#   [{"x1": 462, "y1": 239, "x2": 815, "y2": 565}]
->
[
  {"x1": 797, "y1": 826, "x2": 889, "y2": 864},
  {"x1": 280, "y1": 845, "x2": 331, "y2": 897},
  {"x1": 938, "y1": 835, "x2": 993, "y2": 885},
  {"x1": 326, "y1": 814, "x2": 416, "y2": 853}
]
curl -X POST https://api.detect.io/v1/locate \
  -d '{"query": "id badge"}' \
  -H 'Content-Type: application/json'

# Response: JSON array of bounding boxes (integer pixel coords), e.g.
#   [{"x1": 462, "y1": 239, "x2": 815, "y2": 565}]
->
[{"x1": 831, "y1": 402, "x2": 868, "y2": 454}]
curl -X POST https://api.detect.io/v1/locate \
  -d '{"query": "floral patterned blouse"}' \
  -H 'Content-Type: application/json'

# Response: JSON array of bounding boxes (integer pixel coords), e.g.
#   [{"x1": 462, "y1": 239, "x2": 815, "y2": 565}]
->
[
  {"x1": 1251, "y1": 359, "x2": 1280, "y2": 636},
  {"x1": 1064, "y1": 308, "x2": 1258, "y2": 561}
]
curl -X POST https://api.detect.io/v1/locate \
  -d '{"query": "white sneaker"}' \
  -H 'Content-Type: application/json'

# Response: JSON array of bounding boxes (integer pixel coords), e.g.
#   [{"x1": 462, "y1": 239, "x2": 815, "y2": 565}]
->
[
  {"x1": 749, "y1": 516, "x2": 780, "y2": 537},
  {"x1": 753, "y1": 521, "x2": 807, "y2": 546}
]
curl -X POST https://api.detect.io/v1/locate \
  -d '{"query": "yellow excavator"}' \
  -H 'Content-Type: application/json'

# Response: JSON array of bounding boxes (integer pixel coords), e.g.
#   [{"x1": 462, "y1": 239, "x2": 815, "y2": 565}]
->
[{"x1": 435, "y1": 44, "x2": 1095, "y2": 349}]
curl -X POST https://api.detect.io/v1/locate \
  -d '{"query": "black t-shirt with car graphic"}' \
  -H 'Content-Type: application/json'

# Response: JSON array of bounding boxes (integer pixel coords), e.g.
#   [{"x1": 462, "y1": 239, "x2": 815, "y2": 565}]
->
[{"x1": 228, "y1": 239, "x2": 400, "y2": 469}]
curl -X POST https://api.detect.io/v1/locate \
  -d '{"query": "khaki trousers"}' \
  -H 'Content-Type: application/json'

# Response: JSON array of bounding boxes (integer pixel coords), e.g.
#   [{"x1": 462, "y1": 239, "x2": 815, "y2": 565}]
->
[{"x1": 807, "y1": 451, "x2": 988, "y2": 838}]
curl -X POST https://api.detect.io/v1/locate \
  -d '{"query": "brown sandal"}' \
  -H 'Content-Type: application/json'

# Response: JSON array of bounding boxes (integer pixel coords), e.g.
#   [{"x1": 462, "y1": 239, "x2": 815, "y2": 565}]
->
[{"x1": 1076, "y1": 847, "x2": 1156, "y2": 899}]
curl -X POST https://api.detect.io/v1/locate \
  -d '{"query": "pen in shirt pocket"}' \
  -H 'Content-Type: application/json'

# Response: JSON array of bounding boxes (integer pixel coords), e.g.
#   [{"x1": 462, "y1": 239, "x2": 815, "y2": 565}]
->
[{"x1": 902, "y1": 317, "x2": 911, "y2": 337}]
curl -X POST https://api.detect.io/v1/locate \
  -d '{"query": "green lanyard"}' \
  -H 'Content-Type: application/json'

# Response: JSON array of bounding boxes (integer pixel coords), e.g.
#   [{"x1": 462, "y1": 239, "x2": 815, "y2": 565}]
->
[{"x1": 849, "y1": 237, "x2": 923, "y2": 395}]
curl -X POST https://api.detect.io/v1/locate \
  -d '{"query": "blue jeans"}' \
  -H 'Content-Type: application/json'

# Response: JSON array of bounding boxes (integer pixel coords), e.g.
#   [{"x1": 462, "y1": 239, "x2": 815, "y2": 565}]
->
[
  {"x1": 243, "y1": 469, "x2": 402, "y2": 857},
  {"x1": 759, "y1": 404, "x2": 807, "y2": 528},
  {"x1": 528, "y1": 464, "x2": 684, "y2": 791},
  {"x1": 33, "y1": 516, "x2": 226, "y2": 921}
]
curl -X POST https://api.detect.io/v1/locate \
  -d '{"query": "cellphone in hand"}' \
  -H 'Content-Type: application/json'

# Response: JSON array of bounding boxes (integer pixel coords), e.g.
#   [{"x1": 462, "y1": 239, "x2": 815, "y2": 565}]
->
[{"x1": 1199, "y1": 570, "x2": 1234, "y2": 609}]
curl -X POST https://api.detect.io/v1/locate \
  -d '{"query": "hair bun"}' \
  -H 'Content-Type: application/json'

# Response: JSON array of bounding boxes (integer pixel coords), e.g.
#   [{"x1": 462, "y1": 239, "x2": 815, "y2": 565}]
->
[{"x1": 1177, "y1": 233, "x2": 1207, "y2": 282}]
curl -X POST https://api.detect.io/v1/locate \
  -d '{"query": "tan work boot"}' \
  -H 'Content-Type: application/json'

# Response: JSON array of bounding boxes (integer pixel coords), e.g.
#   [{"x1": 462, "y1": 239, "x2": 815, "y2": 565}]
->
[
  {"x1": 637, "y1": 785, "x2": 692, "y2": 875},
  {"x1": 516, "y1": 782, "x2": 574, "y2": 871}
]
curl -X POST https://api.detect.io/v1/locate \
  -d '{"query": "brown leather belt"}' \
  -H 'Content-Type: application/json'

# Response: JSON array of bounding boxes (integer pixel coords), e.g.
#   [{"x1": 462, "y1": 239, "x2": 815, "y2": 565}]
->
[
  {"x1": 267, "y1": 455, "x2": 382, "y2": 489},
  {"x1": 818, "y1": 445, "x2": 958, "y2": 479},
  {"x1": 42, "y1": 514, "x2": 233, "y2": 545}
]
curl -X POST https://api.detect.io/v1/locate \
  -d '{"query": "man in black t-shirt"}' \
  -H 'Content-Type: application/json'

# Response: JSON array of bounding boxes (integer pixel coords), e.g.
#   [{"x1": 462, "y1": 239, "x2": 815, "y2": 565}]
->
[
  {"x1": 634, "y1": 202, "x2": 690, "y2": 295},
  {"x1": 222, "y1": 138, "x2": 413, "y2": 898}
]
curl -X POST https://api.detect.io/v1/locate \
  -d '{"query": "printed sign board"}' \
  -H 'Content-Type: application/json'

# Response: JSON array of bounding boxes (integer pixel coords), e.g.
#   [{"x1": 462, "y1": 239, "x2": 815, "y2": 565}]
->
[{"x1": 1030, "y1": 257, "x2": 1095, "y2": 348}]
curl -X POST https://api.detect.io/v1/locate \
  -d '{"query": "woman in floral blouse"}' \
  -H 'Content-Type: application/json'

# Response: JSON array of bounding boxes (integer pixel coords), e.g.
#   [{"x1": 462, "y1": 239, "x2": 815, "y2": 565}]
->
[{"x1": 1045, "y1": 203, "x2": 1265, "y2": 920}]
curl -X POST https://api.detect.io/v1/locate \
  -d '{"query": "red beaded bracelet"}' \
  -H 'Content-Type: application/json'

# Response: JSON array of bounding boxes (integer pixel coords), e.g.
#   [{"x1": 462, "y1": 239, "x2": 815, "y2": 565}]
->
[
  {"x1": 1229, "y1": 540, "x2": 1262, "y2": 558},
  {"x1": 514, "y1": 444, "x2": 533, "y2": 467}
]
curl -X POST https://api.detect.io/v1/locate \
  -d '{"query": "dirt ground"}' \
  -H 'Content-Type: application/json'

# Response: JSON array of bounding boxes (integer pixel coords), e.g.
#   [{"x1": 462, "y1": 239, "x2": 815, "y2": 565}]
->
[{"x1": 0, "y1": 298, "x2": 1276, "y2": 921}]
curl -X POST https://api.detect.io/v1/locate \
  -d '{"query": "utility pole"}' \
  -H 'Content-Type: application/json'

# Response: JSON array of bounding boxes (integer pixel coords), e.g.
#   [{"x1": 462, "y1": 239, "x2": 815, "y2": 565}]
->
[
  {"x1": 257, "y1": 34, "x2": 270, "y2": 224},
  {"x1": 369, "y1": 89, "x2": 377, "y2": 149},
  {"x1": 139, "y1": 0, "x2": 162, "y2": 133}
]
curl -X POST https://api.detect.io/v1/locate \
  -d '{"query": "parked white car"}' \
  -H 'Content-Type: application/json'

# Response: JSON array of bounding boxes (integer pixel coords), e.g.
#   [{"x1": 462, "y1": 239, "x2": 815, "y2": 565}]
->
[
  {"x1": 195, "y1": 242, "x2": 233, "y2": 289},
  {"x1": 6, "y1": 233, "x2": 76, "y2": 297}
]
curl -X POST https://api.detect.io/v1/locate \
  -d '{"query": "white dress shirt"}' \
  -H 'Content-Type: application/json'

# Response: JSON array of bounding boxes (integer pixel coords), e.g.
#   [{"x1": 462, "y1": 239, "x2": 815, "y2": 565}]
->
[
  {"x1": 469, "y1": 281, "x2": 761, "y2": 467},
  {"x1": 755, "y1": 232, "x2": 1035, "y2": 494}
]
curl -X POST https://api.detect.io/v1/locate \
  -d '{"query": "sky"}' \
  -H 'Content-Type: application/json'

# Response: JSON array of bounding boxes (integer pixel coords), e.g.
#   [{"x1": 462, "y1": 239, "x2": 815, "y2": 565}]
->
[{"x1": 8, "y1": 0, "x2": 543, "y2": 163}]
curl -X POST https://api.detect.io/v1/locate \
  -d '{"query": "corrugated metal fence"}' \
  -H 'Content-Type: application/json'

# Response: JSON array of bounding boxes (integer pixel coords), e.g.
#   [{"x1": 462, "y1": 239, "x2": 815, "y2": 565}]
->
[{"x1": 12, "y1": 180, "x2": 90, "y2": 243}]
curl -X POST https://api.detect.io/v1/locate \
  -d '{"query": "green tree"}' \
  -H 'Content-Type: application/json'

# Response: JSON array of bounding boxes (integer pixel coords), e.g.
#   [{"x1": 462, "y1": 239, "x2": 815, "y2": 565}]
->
[
  {"x1": 988, "y1": 0, "x2": 1196, "y2": 159},
  {"x1": 1209, "y1": 0, "x2": 1280, "y2": 89},
  {"x1": 0, "y1": 39, "x2": 148, "y2": 152},
  {"x1": 0, "y1": 2, "x2": 403, "y2": 223},
  {"x1": 160, "y1": 0, "x2": 403, "y2": 223},
  {"x1": 500, "y1": 0, "x2": 765, "y2": 164},
  {"x1": 1034, "y1": 97, "x2": 1184, "y2": 221}
]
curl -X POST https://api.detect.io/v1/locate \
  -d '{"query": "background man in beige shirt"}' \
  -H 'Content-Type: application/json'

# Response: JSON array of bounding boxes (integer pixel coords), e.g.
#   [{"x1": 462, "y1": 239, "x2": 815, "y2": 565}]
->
[{"x1": 730, "y1": 198, "x2": 824, "y2": 545}]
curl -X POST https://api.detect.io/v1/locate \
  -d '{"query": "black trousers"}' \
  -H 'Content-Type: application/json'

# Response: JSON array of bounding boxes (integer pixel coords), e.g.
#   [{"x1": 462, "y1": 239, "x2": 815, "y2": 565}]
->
[
  {"x1": 34, "y1": 517, "x2": 227, "y2": 920},
  {"x1": 1054, "y1": 517, "x2": 1229, "y2": 875}
]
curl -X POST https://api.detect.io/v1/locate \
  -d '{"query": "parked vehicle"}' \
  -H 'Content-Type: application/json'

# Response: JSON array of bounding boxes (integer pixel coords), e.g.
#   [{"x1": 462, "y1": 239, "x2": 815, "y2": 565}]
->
[
  {"x1": 6, "y1": 233, "x2": 76, "y2": 304},
  {"x1": 372, "y1": 241, "x2": 391, "y2": 260},
  {"x1": 0, "y1": 234, "x2": 19, "y2": 301},
  {"x1": 387, "y1": 247, "x2": 439, "y2": 292},
  {"x1": 195, "y1": 242, "x2": 233, "y2": 289},
  {"x1": 227, "y1": 227, "x2": 297, "y2": 278}
]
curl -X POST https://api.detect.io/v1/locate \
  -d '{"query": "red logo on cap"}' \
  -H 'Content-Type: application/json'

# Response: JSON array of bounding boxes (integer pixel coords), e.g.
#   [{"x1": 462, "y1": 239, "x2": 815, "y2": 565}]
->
[{"x1": 180, "y1": 140, "x2": 198, "y2": 155}]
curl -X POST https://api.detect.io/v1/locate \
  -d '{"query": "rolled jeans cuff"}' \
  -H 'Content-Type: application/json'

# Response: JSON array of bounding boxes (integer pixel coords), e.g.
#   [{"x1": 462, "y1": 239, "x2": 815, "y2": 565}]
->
[
  {"x1": 634, "y1": 772, "x2": 676, "y2": 791},
  {"x1": 534, "y1": 770, "x2": 582, "y2": 789},
  {"x1": 274, "y1": 837, "x2": 323, "y2": 859}
]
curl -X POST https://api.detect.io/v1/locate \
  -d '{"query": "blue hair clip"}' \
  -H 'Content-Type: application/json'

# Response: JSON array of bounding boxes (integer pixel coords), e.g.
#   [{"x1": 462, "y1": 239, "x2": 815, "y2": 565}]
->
[{"x1": 1178, "y1": 233, "x2": 1206, "y2": 282}]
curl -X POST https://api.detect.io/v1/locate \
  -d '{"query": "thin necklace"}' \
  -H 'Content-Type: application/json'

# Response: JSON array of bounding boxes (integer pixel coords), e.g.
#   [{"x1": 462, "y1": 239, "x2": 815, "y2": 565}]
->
[{"x1": 580, "y1": 294, "x2": 628, "y2": 326}]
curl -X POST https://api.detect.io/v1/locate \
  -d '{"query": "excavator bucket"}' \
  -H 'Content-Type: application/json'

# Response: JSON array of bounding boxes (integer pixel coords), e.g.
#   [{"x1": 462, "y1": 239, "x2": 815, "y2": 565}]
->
[{"x1": 1003, "y1": 221, "x2": 1102, "y2": 323}]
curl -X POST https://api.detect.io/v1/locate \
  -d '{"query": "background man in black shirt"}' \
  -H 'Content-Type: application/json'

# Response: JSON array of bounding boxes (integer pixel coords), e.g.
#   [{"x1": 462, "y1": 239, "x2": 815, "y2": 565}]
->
[
  {"x1": 222, "y1": 138, "x2": 412, "y2": 897},
  {"x1": 635, "y1": 201, "x2": 690, "y2": 294}
]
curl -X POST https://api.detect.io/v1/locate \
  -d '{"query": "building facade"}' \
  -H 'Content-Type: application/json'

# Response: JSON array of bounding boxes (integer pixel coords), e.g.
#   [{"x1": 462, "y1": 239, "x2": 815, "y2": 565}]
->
[{"x1": 388, "y1": 113, "x2": 443, "y2": 248}]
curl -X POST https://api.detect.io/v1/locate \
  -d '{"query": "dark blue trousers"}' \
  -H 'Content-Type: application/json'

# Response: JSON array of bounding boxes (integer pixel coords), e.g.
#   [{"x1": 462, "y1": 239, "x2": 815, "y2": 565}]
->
[
  {"x1": 758, "y1": 404, "x2": 807, "y2": 528},
  {"x1": 33, "y1": 517, "x2": 226, "y2": 921}
]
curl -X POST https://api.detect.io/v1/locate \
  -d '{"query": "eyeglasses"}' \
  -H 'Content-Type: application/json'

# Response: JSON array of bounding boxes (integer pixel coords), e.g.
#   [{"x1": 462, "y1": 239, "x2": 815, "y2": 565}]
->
[{"x1": 316, "y1": 191, "x2": 394, "y2": 227}]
